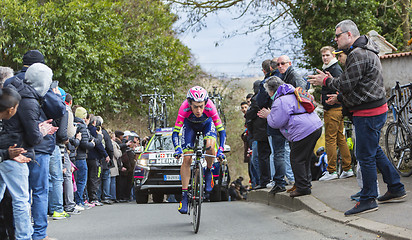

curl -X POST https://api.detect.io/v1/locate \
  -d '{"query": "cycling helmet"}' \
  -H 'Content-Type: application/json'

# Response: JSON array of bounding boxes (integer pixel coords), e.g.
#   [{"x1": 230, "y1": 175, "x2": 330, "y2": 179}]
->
[{"x1": 187, "y1": 86, "x2": 208, "y2": 102}]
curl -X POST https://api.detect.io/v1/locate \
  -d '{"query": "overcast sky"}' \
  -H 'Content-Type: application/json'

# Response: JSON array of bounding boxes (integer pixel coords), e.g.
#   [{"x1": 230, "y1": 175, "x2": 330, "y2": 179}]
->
[{"x1": 176, "y1": 12, "x2": 269, "y2": 78}]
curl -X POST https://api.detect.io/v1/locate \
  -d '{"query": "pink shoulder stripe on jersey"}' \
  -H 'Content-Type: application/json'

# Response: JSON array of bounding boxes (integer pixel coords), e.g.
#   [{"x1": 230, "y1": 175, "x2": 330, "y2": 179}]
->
[{"x1": 174, "y1": 100, "x2": 192, "y2": 128}]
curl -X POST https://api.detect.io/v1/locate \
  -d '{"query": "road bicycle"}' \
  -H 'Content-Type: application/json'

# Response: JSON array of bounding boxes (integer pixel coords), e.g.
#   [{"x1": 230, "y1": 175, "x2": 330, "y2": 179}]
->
[
  {"x1": 183, "y1": 132, "x2": 216, "y2": 233},
  {"x1": 385, "y1": 81, "x2": 412, "y2": 177},
  {"x1": 209, "y1": 86, "x2": 227, "y2": 126},
  {"x1": 140, "y1": 87, "x2": 174, "y2": 133}
]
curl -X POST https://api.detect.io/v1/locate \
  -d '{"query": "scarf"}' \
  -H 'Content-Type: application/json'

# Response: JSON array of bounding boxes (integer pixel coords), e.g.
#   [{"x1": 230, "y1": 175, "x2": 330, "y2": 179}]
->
[{"x1": 322, "y1": 58, "x2": 338, "y2": 70}]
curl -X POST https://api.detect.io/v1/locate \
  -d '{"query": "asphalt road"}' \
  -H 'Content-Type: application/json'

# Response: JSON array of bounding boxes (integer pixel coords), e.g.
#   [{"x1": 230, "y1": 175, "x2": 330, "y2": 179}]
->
[{"x1": 47, "y1": 201, "x2": 384, "y2": 240}]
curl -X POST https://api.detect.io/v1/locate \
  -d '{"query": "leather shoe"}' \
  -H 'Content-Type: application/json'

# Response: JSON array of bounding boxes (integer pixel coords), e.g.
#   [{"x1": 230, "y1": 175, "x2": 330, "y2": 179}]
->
[
  {"x1": 286, "y1": 185, "x2": 296, "y2": 193},
  {"x1": 289, "y1": 189, "x2": 311, "y2": 198}
]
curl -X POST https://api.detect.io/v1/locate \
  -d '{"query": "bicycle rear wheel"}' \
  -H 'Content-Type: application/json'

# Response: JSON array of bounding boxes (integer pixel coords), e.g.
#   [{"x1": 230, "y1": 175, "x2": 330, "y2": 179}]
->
[
  {"x1": 148, "y1": 101, "x2": 156, "y2": 133},
  {"x1": 385, "y1": 122, "x2": 412, "y2": 177},
  {"x1": 192, "y1": 161, "x2": 203, "y2": 233}
]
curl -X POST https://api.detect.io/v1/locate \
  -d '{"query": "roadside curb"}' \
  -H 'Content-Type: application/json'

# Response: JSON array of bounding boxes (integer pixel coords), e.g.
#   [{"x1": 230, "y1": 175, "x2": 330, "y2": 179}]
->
[{"x1": 247, "y1": 189, "x2": 412, "y2": 240}]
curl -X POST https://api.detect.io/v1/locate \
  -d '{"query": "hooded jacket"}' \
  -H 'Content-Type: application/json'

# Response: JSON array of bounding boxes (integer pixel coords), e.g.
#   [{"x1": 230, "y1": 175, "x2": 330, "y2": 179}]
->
[
  {"x1": 267, "y1": 84, "x2": 322, "y2": 142},
  {"x1": 1, "y1": 76, "x2": 44, "y2": 159},
  {"x1": 326, "y1": 35, "x2": 386, "y2": 110}
]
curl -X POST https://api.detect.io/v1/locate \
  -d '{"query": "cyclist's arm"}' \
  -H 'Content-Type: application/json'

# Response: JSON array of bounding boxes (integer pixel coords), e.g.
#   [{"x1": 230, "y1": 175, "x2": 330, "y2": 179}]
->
[
  {"x1": 206, "y1": 100, "x2": 226, "y2": 150},
  {"x1": 172, "y1": 100, "x2": 190, "y2": 150}
]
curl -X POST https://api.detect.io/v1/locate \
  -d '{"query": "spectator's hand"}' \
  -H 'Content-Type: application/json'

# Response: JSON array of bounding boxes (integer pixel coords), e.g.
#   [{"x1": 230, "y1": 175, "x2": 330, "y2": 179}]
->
[
  {"x1": 126, "y1": 140, "x2": 133, "y2": 147},
  {"x1": 326, "y1": 92, "x2": 340, "y2": 105},
  {"x1": 325, "y1": 71, "x2": 333, "y2": 78},
  {"x1": 105, "y1": 156, "x2": 110, "y2": 163},
  {"x1": 307, "y1": 69, "x2": 328, "y2": 86},
  {"x1": 217, "y1": 146, "x2": 225, "y2": 160},
  {"x1": 62, "y1": 168, "x2": 67, "y2": 174},
  {"x1": 257, "y1": 108, "x2": 270, "y2": 119},
  {"x1": 39, "y1": 119, "x2": 58, "y2": 136},
  {"x1": 97, "y1": 128, "x2": 102, "y2": 135},
  {"x1": 121, "y1": 167, "x2": 127, "y2": 172},
  {"x1": 174, "y1": 147, "x2": 183, "y2": 159},
  {"x1": 91, "y1": 138, "x2": 96, "y2": 147},
  {"x1": 13, "y1": 154, "x2": 31, "y2": 163},
  {"x1": 8, "y1": 144, "x2": 26, "y2": 159},
  {"x1": 76, "y1": 132, "x2": 82, "y2": 140}
]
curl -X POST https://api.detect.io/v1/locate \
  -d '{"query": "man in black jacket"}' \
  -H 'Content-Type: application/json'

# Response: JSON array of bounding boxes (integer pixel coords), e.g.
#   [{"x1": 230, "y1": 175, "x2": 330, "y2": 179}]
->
[
  {"x1": 73, "y1": 107, "x2": 96, "y2": 208},
  {"x1": 318, "y1": 46, "x2": 353, "y2": 181},
  {"x1": 87, "y1": 115, "x2": 109, "y2": 206},
  {"x1": 277, "y1": 55, "x2": 307, "y2": 89},
  {"x1": 245, "y1": 79, "x2": 269, "y2": 188},
  {"x1": 96, "y1": 116, "x2": 114, "y2": 204}
]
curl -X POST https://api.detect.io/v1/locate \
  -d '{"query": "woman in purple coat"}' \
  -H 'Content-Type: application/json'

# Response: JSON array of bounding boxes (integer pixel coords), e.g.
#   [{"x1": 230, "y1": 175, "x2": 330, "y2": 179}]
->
[{"x1": 258, "y1": 76, "x2": 322, "y2": 197}]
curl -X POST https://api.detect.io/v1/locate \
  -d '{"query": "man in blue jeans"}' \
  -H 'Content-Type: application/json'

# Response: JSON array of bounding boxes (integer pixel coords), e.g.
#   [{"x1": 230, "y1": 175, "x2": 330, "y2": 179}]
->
[{"x1": 309, "y1": 19, "x2": 406, "y2": 216}]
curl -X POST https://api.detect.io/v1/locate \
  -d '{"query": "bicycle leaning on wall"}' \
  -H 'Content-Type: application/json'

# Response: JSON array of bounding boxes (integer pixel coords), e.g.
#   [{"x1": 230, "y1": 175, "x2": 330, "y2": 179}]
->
[
  {"x1": 140, "y1": 87, "x2": 174, "y2": 133},
  {"x1": 384, "y1": 81, "x2": 412, "y2": 177}
]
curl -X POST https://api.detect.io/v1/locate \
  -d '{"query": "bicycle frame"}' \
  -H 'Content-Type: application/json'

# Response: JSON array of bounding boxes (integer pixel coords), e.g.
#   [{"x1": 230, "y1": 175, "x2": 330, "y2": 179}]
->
[{"x1": 140, "y1": 87, "x2": 174, "y2": 133}]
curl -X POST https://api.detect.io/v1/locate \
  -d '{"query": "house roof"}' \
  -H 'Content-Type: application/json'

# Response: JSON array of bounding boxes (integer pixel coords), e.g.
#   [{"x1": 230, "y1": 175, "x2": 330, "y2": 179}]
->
[{"x1": 380, "y1": 52, "x2": 412, "y2": 59}]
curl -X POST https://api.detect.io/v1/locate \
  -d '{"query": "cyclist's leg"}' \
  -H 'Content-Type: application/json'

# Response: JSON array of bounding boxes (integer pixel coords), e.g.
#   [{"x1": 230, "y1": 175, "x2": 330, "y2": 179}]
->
[
  {"x1": 203, "y1": 118, "x2": 217, "y2": 168},
  {"x1": 178, "y1": 121, "x2": 195, "y2": 214},
  {"x1": 180, "y1": 121, "x2": 195, "y2": 190},
  {"x1": 203, "y1": 119, "x2": 218, "y2": 192}
]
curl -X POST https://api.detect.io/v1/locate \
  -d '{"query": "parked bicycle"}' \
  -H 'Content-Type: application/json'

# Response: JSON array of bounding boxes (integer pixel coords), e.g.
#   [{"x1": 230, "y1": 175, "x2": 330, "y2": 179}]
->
[
  {"x1": 140, "y1": 87, "x2": 174, "y2": 133},
  {"x1": 183, "y1": 132, "x2": 216, "y2": 234},
  {"x1": 384, "y1": 81, "x2": 412, "y2": 177},
  {"x1": 209, "y1": 86, "x2": 227, "y2": 126}
]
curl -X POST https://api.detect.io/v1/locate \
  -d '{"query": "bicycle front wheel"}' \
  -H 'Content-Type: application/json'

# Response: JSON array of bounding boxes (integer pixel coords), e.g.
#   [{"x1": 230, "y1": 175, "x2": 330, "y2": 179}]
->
[
  {"x1": 385, "y1": 122, "x2": 412, "y2": 177},
  {"x1": 192, "y1": 161, "x2": 203, "y2": 233}
]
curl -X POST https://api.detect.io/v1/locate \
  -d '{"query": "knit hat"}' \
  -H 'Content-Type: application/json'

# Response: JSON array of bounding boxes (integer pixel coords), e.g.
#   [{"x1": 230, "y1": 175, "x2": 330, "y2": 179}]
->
[
  {"x1": 25, "y1": 63, "x2": 53, "y2": 97},
  {"x1": 22, "y1": 50, "x2": 45, "y2": 66},
  {"x1": 75, "y1": 107, "x2": 87, "y2": 119}
]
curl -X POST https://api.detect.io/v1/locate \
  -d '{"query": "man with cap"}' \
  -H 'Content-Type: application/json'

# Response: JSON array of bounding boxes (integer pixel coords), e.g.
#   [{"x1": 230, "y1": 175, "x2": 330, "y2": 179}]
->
[{"x1": 3, "y1": 50, "x2": 45, "y2": 88}]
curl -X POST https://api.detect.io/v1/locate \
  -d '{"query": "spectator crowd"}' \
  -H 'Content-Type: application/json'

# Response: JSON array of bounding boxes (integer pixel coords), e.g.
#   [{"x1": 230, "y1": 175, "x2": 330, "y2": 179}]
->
[
  {"x1": 0, "y1": 50, "x2": 148, "y2": 240},
  {"x1": 241, "y1": 19, "x2": 407, "y2": 216}
]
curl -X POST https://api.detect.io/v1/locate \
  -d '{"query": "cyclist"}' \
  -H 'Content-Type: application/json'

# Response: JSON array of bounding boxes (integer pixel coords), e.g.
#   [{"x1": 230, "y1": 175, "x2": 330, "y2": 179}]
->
[{"x1": 172, "y1": 86, "x2": 226, "y2": 214}]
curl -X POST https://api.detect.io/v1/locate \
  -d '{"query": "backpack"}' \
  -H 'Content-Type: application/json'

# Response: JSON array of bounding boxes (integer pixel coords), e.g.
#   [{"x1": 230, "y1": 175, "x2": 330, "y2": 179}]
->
[{"x1": 293, "y1": 87, "x2": 317, "y2": 113}]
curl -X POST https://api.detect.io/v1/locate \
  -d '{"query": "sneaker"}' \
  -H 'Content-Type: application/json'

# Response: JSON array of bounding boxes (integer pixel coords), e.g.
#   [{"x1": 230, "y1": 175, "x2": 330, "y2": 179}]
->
[
  {"x1": 377, "y1": 190, "x2": 407, "y2": 203},
  {"x1": 101, "y1": 199, "x2": 114, "y2": 205},
  {"x1": 52, "y1": 211, "x2": 71, "y2": 220},
  {"x1": 178, "y1": 192, "x2": 188, "y2": 214},
  {"x1": 84, "y1": 200, "x2": 95, "y2": 208},
  {"x1": 79, "y1": 203, "x2": 92, "y2": 210},
  {"x1": 204, "y1": 167, "x2": 214, "y2": 192},
  {"x1": 269, "y1": 185, "x2": 286, "y2": 194},
  {"x1": 266, "y1": 181, "x2": 275, "y2": 188},
  {"x1": 344, "y1": 199, "x2": 378, "y2": 216},
  {"x1": 66, "y1": 209, "x2": 81, "y2": 215},
  {"x1": 319, "y1": 171, "x2": 338, "y2": 181},
  {"x1": 91, "y1": 200, "x2": 104, "y2": 206},
  {"x1": 74, "y1": 205, "x2": 85, "y2": 211},
  {"x1": 340, "y1": 169, "x2": 354, "y2": 179},
  {"x1": 350, "y1": 191, "x2": 361, "y2": 202}
]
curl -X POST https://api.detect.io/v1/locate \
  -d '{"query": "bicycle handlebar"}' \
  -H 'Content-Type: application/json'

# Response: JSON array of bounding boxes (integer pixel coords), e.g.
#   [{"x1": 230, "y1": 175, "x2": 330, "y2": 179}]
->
[{"x1": 183, "y1": 153, "x2": 217, "y2": 158}]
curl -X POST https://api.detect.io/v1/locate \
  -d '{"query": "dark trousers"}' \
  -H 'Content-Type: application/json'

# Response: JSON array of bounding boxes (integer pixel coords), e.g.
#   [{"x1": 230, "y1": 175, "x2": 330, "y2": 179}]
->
[
  {"x1": 0, "y1": 189, "x2": 14, "y2": 240},
  {"x1": 87, "y1": 159, "x2": 101, "y2": 201},
  {"x1": 290, "y1": 128, "x2": 322, "y2": 192},
  {"x1": 116, "y1": 173, "x2": 133, "y2": 201},
  {"x1": 257, "y1": 140, "x2": 271, "y2": 186}
]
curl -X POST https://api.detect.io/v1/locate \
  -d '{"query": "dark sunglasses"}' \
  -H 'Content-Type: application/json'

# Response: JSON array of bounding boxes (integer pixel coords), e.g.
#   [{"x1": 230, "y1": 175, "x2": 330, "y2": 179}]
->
[
  {"x1": 335, "y1": 31, "x2": 348, "y2": 38},
  {"x1": 277, "y1": 62, "x2": 290, "y2": 66}
]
